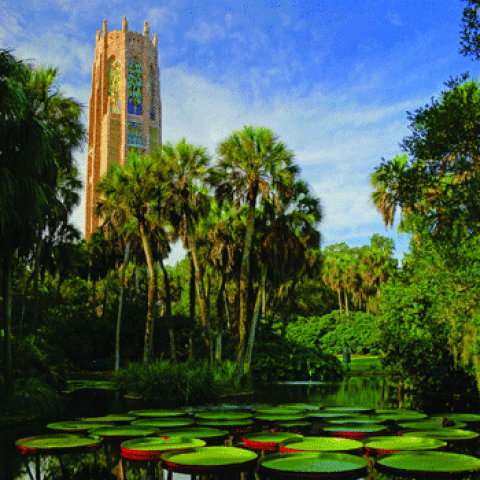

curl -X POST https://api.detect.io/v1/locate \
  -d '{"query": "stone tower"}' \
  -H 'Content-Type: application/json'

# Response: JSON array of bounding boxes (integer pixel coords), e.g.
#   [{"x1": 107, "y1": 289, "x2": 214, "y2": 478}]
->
[{"x1": 85, "y1": 16, "x2": 162, "y2": 241}]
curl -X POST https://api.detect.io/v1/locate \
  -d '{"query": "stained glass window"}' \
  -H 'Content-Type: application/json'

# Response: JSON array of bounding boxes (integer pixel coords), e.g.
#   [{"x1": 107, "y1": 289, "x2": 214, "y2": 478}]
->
[
  {"x1": 128, "y1": 61, "x2": 142, "y2": 115},
  {"x1": 127, "y1": 122, "x2": 145, "y2": 148},
  {"x1": 108, "y1": 59, "x2": 121, "y2": 114},
  {"x1": 149, "y1": 65, "x2": 155, "y2": 120}
]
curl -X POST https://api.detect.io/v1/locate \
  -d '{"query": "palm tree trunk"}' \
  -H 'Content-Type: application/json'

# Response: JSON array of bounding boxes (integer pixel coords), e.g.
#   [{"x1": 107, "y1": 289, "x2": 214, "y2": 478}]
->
[
  {"x1": 337, "y1": 289, "x2": 342, "y2": 314},
  {"x1": 2, "y1": 252, "x2": 13, "y2": 395},
  {"x1": 31, "y1": 237, "x2": 42, "y2": 333},
  {"x1": 139, "y1": 223, "x2": 157, "y2": 365},
  {"x1": 160, "y1": 259, "x2": 177, "y2": 363},
  {"x1": 244, "y1": 267, "x2": 267, "y2": 374},
  {"x1": 187, "y1": 219, "x2": 211, "y2": 351},
  {"x1": 344, "y1": 290, "x2": 349, "y2": 319},
  {"x1": 189, "y1": 257, "x2": 195, "y2": 361},
  {"x1": 115, "y1": 242, "x2": 130, "y2": 371}
]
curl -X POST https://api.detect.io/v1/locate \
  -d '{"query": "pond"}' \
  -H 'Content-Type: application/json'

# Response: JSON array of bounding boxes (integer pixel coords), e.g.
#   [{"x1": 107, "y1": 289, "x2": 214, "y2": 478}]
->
[{"x1": 3, "y1": 373, "x2": 480, "y2": 479}]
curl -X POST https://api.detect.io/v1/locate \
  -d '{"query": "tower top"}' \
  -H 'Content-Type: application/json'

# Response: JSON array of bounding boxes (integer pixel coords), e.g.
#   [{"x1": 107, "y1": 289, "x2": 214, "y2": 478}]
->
[{"x1": 122, "y1": 15, "x2": 128, "y2": 32}]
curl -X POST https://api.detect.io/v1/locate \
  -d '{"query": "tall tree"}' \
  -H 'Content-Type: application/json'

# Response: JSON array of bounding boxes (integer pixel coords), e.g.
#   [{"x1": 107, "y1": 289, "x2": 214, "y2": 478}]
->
[{"x1": 212, "y1": 126, "x2": 299, "y2": 378}]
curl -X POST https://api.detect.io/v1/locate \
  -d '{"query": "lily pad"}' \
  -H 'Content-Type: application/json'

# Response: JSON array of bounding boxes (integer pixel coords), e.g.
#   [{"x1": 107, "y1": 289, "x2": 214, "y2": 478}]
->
[
  {"x1": 432, "y1": 413, "x2": 480, "y2": 424},
  {"x1": 131, "y1": 418, "x2": 194, "y2": 428},
  {"x1": 375, "y1": 451, "x2": 480, "y2": 476},
  {"x1": 196, "y1": 419, "x2": 254, "y2": 427},
  {"x1": 279, "y1": 436, "x2": 363, "y2": 454},
  {"x1": 88, "y1": 425, "x2": 158, "y2": 440},
  {"x1": 325, "y1": 415, "x2": 386, "y2": 424},
  {"x1": 306, "y1": 412, "x2": 358, "y2": 420},
  {"x1": 400, "y1": 429, "x2": 480, "y2": 442},
  {"x1": 158, "y1": 427, "x2": 229, "y2": 444},
  {"x1": 398, "y1": 419, "x2": 468, "y2": 430},
  {"x1": 254, "y1": 408, "x2": 303, "y2": 415},
  {"x1": 276, "y1": 421, "x2": 312, "y2": 429},
  {"x1": 194, "y1": 412, "x2": 251, "y2": 420},
  {"x1": 121, "y1": 436, "x2": 206, "y2": 461},
  {"x1": 323, "y1": 406, "x2": 374, "y2": 414},
  {"x1": 81, "y1": 415, "x2": 137, "y2": 423},
  {"x1": 374, "y1": 410, "x2": 428, "y2": 421},
  {"x1": 363, "y1": 435, "x2": 447, "y2": 453},
  {"x1": 259, "y1": 452, "x2": 368, "y2": 477},
  {"x1": 253, "y1": 414, "x2": 310, "y2": 422},
  {"x1": 16, "y1": 434, "x2": 103, "y2": 455},
  {"x1": 321, "y1": 424, "x2": 388, "y2": 435},
  {"x1": 128, "y1": 409, "x2": 187, "y2": 417},
  {"x1": 160, "y1": 446, "x2": 258, "y2": 469},
  {"x1": 277, "y1": 404, "x2": 321, "y2": 411},
  {"x1": 242, "y1": 432, "x2": 303, "y2": 450},
  {"x1": 47, "y1": 421, "x2": 113, "y2": 433}
]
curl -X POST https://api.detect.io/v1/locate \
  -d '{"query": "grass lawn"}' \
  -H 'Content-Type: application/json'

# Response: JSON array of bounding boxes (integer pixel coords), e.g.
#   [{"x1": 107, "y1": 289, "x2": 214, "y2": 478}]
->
[{"x1": 334, "y1": 355, "x2": 384, "y2": 373}]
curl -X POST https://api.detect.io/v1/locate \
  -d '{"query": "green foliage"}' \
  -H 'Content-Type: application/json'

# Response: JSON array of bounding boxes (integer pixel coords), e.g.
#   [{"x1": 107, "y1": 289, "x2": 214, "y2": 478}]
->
[
  {"x1": 251, "y1": 323, "x2": 343, "y2": 383},
  {"x1": 285, "y1": 311, "x2": 382, "y2": 355},
  {"x1": 113, "y1": 359, "x2": 245, "y2": 403},
  {"x1": 11, "y1": 377, "x2": 64, "y2": 417}
]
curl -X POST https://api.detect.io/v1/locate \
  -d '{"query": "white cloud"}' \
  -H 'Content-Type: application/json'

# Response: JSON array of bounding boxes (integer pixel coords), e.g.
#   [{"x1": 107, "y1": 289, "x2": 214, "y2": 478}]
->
[{"x1": 185, "y1": 20, "x2": 226, "y2": 44}]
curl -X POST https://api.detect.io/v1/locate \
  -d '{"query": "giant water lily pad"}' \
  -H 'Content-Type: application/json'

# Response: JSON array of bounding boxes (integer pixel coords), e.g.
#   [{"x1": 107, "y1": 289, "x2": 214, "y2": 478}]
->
[
  {"x1": 323, "y1": 407, "x2": 374, "y2": 414},
  {"x1": 374, "y1": 410, "x2": 428, "y2": 421},
  {"x1": 279, "y1": 436, "x2": 363, "y2": 454},
  {"x1": 321, "y1": 424, "x2": 388, "y2": 437},
  {"x1": 306, "y1": 412, "x2": 358, "y2": 420},
  {"x1": 196, "y1": 419, "x2": 253, "y2": 427},
  {"x1": 432, "y1": 414, "x2": 480, "y2": 424},
  {"x1": 253, "y1": 414, "x2": 310, "y2": 422},
  {"x1": 194, "y1": 412, "x2": 251, "y2": 420},
  {"x1": 128, "y1": 409, "x2": 187, "y2": 418},
  {"x1": 363, "y1": 435, "x2": 447, "y2": 453},
  {"x1": 88, "y1": 425, "x2": 158, "y2": 440},
  {"x1": 278, "y1": 403, "x2": 321, "y2": 411},
  {"x1": 243, "y1": 432, "x2": 303, "y2": 450},
  {"x1": 16, "y1": 434, "x2": 103, "y2": 455},
  {"x1": 121, "y1": 436, "x2": 206, "y2": 461},
  {"x1": 160, "y1": 446, "x2": 258, "y2": 470},
  {"x1": 259, "y1": 452, "x2": 368, "y2": 478},
  {"x1": 398, "y1": 419, "x2": 468, "y2": 430},
  {"x1": 325, "y1": 415, "x2": 386, "y2": 424},
  {"x1": 47, "y1": 421, "x2": 113, "y2": 433},
  {"x1": 400, "y1": 429, "x2": 480, "y2": 442},
  {"x1": 82, "y1": 415, "x2": 137, "y2": 423},
  {"x1": 157, "y1": 427, "x2": 229, "y2": 442},
  {"x1": 131, "y1": 418, "x2": 194, "y2": 428},
  {"x1": 254, "y1": 408, "x2": 303, "y2": 415},
  {"x1": 375, "y1": 451, "x2": 480, "y2": 477}
]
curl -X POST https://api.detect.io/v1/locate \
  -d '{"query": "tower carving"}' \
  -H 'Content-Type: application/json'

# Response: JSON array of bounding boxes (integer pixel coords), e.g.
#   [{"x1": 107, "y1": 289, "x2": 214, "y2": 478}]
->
[{"x1": 85, "y1": 16, "x2": 162, "y2": 241}]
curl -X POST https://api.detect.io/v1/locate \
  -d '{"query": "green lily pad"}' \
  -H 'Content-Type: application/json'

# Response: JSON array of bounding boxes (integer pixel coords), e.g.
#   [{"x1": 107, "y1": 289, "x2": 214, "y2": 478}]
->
[
  {"x1": 363, "y1": 435, "x2": 447, "y2": 452},
  {"x1": 16, "y1": 434, "x2": 103, "y2": 455},
  {"x1": 81, "y1": 415, "x2": 136, "y2": 423},
  {"x1": 323, "y1": 407, "x2": 374, "y2": 414},
  {"x1": 121, "y1": 436, "x2": 206, "y2": 460},
  {"x1": 321, "y1": 424, "x2": 388, "y2": 434},
  {"x1": 375, "y1": 410, "x2": 428, "y2": 421},
  {"x1": 128, "y1": 409, "x2": 187, "y2": 417},
  {"x1": 88, "y1": 425, "x2": 158, "y2": 439},
  {"x1": 47, "y1": 421, "x2": 113, "y2": 433},
  {"x1": 398, "y1": 419, "x2": 468, "y2": 430},
  {"x1": 158, "y1": 428, "x2": 229, "y2": 440},
  {"x1": 194, "y1": 412, "x2": 251, "y2": 420},
  {"x1": 196, "y1": 419, "x2": 253, "y2": 427},
  {"x1": 400, "y1": 429, "x2": 480, "y2": 442},
  {"x1": 276, "y1": 421, "x2": 312, "y2": 428},
  {"x1": 277, "y1": 404, "x2": 321, "y2": 411},
  {"x1": 253, "y1": 414, "x2": 310, "y2": 422},
  {"x1": 254, "y1": 408, "x2": 302, "y2": 415},
  {"x1": 131, "y1": 418, "x2": 195, "y2": 428},
  {"x1": 243, "y1": 432, "x2": 303, "y2": 446},
  {"x1": 279, "y1": 436, "x2": 363, "y2": 453},
  {"x1": 160, "y1": 446, "x2": 258, "y2": 467},
  {"x1": 259, "y1": 452, "x2": 368, "y2": 477},
  {"x1": 325, "y1": 415, "x2": 386, "y2": 424},
  {"x1": 375, "y1": 451, "x2": 480, "y2": 476},
  {"x1": 306, "y1": 412, "x2": 359, "y2": 419},
  {"x1": 432, "y1": 413, "x2": 480, "y2": 423}
]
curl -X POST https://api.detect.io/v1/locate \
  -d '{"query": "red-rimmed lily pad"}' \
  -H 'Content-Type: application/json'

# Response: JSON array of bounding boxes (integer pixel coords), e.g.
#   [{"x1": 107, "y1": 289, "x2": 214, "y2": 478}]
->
[
  {"x1": 400, "y1": 429, "x2": 480, "y2": 442},
  {"x1": 242, "y1": 432, "x2": 303, "y2": 451},
  {"x1": 194, "y1": 412, "x2": 251, "y2": 420},
  {"x1": 320, "y1": 423, "x2": 388, "y2": 440},
  {"x1": 160, "y1": 446, "x2": 258, "y2": 473},
  {"x1": 157, "y1": 427, "x2": 229, "y2": 445},
  {"x1": 47, "y1": 421, "x2": 113, "y2": 433},
  {"x1": 279, "y1": 436, "x2": 363, "y2": 454},
  {"x1": 16, "y1": 434, "x2": 103, "y2": 455},
  {"x1": 363, "y1": 435, "x2": 447, "y2": 453},
  {"x1": 131, "y1": 418, "x2": 195, "y2": 429},
  {"x1": 398, "y1": 419, "x2": 468, "y2": 430},
  {"x1": 121, "y1": 436, "x2": 206, "y2": 461},
  {"x1": 322, "y1": 407, "x2": 374, "y2": 414},
  {"x1": 128, "y1": 409, "x2": 187, "y2": 418},
  {"x1": 375, "y1": 451, "x2": 480, "y2": 478},
  {"x1": 259, "y1": 452, "x2": 368, "y2": 478},
  {"x1": 88, "y1": 425, "x2": 158, "y2": 441}
]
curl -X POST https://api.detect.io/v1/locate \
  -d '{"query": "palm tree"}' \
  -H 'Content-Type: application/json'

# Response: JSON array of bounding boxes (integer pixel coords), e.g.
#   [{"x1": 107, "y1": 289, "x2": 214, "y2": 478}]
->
[
  {"x1": 94, "y1": 149, "x2": 170, "y2": 365},
  {"x1": 212, "y1": 126, "x2": 299, "y2": 378},
  {"x1": 0, "y1": 49, "x2": 86, "y2": 391},
  {"x1": 151, "y1": 139, "x2": 213, "y2": 353}
]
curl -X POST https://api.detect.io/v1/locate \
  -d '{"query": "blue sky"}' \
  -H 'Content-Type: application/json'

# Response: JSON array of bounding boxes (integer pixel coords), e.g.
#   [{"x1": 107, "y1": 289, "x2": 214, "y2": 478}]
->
[{"x1": 1, "y1": 0, "x2": 478, "y2": 267}]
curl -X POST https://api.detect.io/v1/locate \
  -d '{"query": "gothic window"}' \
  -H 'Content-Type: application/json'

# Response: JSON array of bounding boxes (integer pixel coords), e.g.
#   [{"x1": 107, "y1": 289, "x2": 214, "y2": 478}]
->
[
  {"x1": 149, "y1": 65, "x2": 155, "y2": 120},
  {"x1": 128, "y1": 60, "x2": 142, "y2": 115},
  {"x1": 127, "y1": 122, "x2": 145, "y2": 148},
  {"x1": 107, "y1": 59, "x2": 121, "y2": 114}
]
